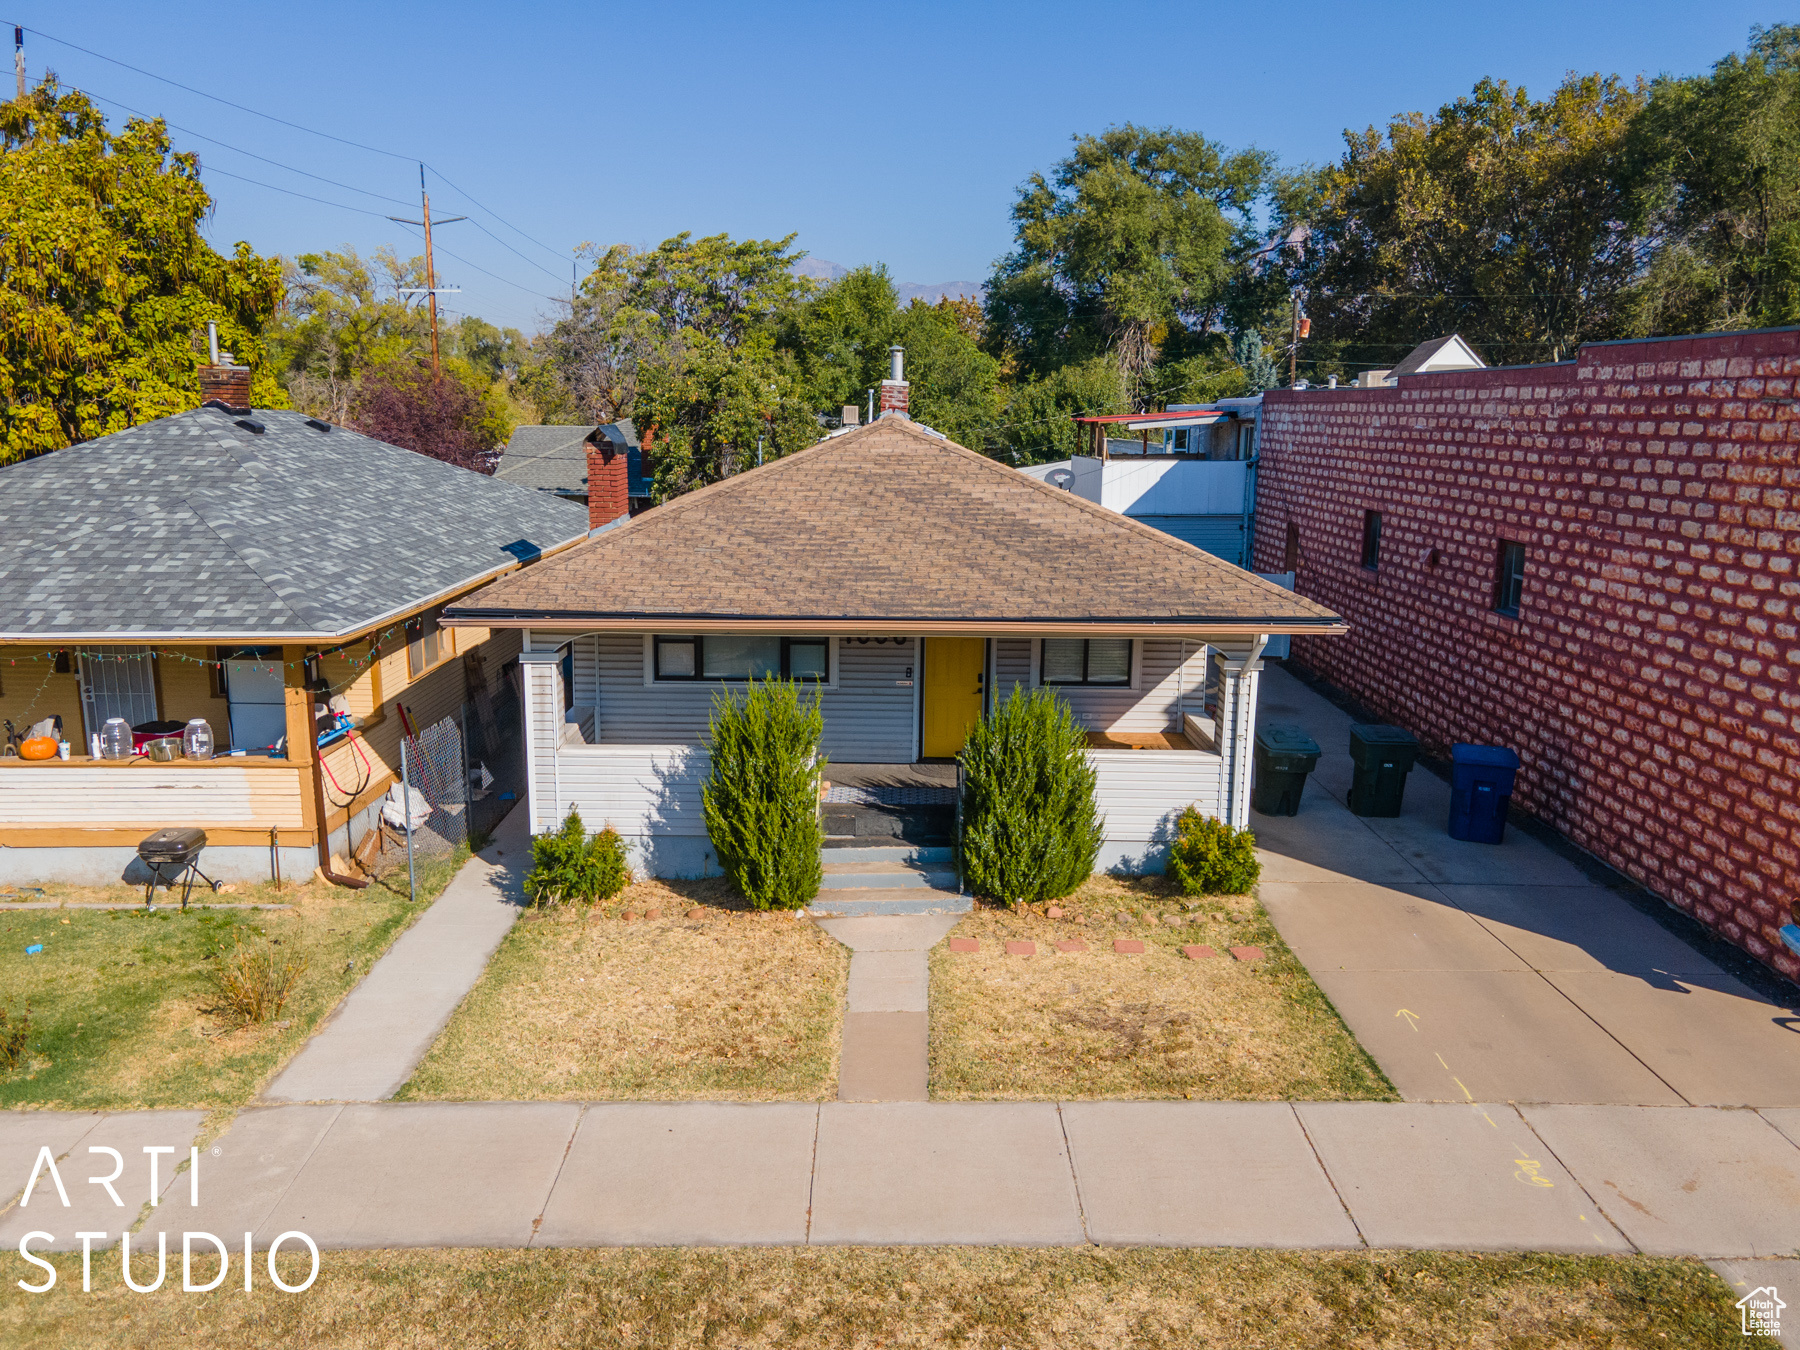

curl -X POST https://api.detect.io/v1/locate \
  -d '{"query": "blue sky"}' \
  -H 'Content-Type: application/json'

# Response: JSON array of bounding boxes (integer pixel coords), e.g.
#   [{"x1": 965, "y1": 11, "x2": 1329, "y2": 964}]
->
[{"x1": 11, "y1": 1, "x2": 1785, "y2": 332}]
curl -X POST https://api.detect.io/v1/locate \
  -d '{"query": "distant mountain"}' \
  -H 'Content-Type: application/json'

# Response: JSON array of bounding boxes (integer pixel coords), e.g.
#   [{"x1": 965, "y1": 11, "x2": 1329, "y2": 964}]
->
[{"x1": 794, "y1": 258, "x2": 982, "y2": 305}]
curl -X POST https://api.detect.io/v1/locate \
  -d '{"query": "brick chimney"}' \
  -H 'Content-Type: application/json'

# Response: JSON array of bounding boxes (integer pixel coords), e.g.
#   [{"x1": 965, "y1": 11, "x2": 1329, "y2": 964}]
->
[
  {"x1": 878, "y1": 344, "x2": 909, "y2": 417},
  {"x1": 586, "y1": 432, "x2": 630, "y2": 531},
  {"x1": 197, "y1": 324, "x2": 252, "y2": 413}
]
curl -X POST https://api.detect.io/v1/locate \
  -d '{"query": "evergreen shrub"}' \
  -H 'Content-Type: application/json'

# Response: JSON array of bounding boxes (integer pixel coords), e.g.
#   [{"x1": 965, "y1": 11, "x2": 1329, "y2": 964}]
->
[
  {"x1": 702, "y1": 677, "x2": 825, "y2": 911},
  {"x1": 1167, "y1": 808, "x2": 1261, "y2": 895},
  {"x1": 959, "y1": 687, "x2": 1104, "y2": 904},
  {"x1": 525, "y1": 808, "x2": 631, "y2": 907}
]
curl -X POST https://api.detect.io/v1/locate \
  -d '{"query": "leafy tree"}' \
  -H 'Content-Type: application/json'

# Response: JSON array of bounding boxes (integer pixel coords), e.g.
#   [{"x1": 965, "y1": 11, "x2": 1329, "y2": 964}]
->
[
  {"x1": 1629, "y1": 24, "x2": 1800, "y2": 333},
  {"x1": 444, "y1": 314, "x2": 532, "y2": 386},
  {"x1": 777, "y1": 264, "x2": 902, "y2": 412},
  {"x1": 984, "y1": 123, "x2": 1272, "y2": 403},
  {"x1": 347, "y1": 359, "x2": 510, "y2": 472},
  {"x1": 891, "y1": 299, "x2": 1002, "y2": 448},
  {"x1": 1284, "y1": 73, "x2": 1647, "y2": 372},
  {"x1": 0, "y1": 78, "x2": 283, "y2": 461},
  {"x1": 987, "y1": 356, "x2": 1128, "y2": 465},
  {"x1": 265, "y1": 246, "x2": 428, "y2": 424}
]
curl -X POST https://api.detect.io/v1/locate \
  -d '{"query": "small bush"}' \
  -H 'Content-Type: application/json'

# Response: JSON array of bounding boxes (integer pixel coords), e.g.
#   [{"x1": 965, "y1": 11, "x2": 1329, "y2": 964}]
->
[
  {"x1": 525, "y1": 809, "x2": 631, "y2": 907},
  {"x1": 960, "y1": 687, "x2": 1104, "y2": 904},
  {"x1": 0, "y1": 1004, "x2": 28, "y2": 1072},
  {"x1": 204, "y1": 937, "x2": 307, "y2": 1029},
  {"x1": 702, "y1": 677, "x2": 825, "y2": 911},
  {"x1": 1168, "y1": 808, "x2": 1261, "y2": 895}
]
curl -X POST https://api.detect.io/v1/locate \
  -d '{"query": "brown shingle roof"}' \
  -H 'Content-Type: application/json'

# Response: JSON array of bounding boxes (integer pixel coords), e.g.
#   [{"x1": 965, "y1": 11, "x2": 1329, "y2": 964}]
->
[{"x1": 444, "y1": 418, "x2": 1344, "y2": 635}]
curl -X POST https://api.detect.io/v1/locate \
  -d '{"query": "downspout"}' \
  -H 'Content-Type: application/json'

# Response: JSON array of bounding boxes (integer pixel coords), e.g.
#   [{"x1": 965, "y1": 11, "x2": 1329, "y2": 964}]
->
[{"x1": 311, "y1": 748, "x2": 370, "y2": 889}]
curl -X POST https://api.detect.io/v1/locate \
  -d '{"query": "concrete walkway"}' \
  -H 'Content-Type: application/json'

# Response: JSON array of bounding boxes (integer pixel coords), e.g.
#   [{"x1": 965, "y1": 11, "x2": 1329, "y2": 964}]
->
[
  {"x1": 1253, "y1": 665, "x2": 1800, "y2": 1108},
  {"x1": 261, "y1": 805, "x2": 529, "y2": 1103},
  {"x1": 817, "y1": 915, "x2": 961, "y2": 1101},
  {"x1": 5, "y1": 1098, "x2": 1800, "y2": 1260}
]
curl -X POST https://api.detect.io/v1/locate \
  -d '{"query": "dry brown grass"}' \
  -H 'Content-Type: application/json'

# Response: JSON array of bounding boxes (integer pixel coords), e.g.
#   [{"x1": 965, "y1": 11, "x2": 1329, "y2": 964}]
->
[
  {"x1": 930, "y1": 874, "x2": 1394, "y2": 1101},
  {"x1": 0, "y1": 1247, "x2": 1767, "y2": 1349},
  {"x1": 400, "y1": 875, "x2": 848, "y2": 1101}
]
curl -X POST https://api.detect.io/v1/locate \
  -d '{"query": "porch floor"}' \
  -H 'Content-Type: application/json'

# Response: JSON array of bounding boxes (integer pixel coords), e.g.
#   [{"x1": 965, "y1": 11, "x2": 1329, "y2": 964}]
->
[
  {"x1": 823, "y1": 762, "x2": 957, "y2": 790},
  {"x1": 1085, "y1": 730, "x2": 1196, "y2": 751}
]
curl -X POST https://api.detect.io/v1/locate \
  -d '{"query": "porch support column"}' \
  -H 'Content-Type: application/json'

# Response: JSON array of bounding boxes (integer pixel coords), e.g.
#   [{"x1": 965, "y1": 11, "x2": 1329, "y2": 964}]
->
[
  {"x1": 1212, "y1": 636, "x2": 1268, "y2": 831},
  {"x1": 519, "y1": 634, "x2": 566, "y2": 836}
]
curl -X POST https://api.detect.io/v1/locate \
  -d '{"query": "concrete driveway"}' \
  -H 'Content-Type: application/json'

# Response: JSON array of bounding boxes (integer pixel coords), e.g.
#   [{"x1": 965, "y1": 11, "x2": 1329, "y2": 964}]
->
[{"x1": 1253, "y1": 664, "x2": 1800, "y2": 1107}]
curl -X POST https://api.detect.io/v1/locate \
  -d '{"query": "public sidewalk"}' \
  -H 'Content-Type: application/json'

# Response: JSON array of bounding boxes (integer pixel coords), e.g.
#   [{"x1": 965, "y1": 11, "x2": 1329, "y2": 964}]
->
[
  {"x1": 1251, "y1": 664, "x2": 1800, "y2": 1108},
  {"x1": 260, "y1": 804, "x2": 529, "y2": 1103},
  {"x1": 4, "y1": 1098, "x2": 1800, "y2": 1259}
]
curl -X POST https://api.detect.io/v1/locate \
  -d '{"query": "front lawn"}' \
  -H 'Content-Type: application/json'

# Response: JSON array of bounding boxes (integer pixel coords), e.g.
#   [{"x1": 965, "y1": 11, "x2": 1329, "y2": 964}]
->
[
  {"x1": 930, "y1": 874, "x2": 1395, "y2": 1101},
  {"x1": 0, "y1": 1247, "x2": 1769, "y2": 1349},
  {"x1": 399, "y1": 876, "x2": 848, "y2": 1102},
  {"x1": 0, "y1": 876, "x2": 418, "y2": 1110}
]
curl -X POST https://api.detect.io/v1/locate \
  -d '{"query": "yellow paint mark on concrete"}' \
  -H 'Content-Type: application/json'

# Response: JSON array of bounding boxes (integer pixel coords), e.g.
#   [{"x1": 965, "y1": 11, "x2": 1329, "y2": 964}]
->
[
  {"x1": 1453, "y1": 1076, "x2": 1475, "y2": 1102},
  {"x1": 1395, "y1": 1008, "x2": 1421, "y2": 1032}
]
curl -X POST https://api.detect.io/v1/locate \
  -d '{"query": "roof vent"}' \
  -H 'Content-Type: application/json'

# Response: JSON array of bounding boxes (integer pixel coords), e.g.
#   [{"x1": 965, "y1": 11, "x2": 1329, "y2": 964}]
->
[
  {"x1": 305, "y1": 417, "x2": 331, "y2": 432},
  {"x1": 234, "y1": 418, "x2": 265, "y2": 435}
]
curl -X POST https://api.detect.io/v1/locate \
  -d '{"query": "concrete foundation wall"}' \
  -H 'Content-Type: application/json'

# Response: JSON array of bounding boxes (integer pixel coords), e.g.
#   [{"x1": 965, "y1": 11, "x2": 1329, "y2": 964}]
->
[
  {"x1": 1253, "y1": 326, "x2": 1800, "y2": 982},
  {"x1": 0, "y1": 843, "x2": 318, "y2": 887}
]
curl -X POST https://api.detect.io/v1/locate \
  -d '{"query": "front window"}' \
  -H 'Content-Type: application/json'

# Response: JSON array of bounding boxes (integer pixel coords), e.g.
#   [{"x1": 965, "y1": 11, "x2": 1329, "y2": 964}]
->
[
  {"x1": 406, "y1": 609, "x2": 444, "y2": 678},
  {"x1": 1040, "y1": 638, "x2": 1131, "y2": 687},
  {"x1": 654, "y1": 636, "x2": 830, "y2": 682}
]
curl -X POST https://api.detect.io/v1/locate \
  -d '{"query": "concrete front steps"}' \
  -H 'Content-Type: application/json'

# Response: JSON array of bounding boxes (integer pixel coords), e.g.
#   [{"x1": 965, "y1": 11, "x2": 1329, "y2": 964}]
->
[{"x1": 811, "y1": 844, "x2": 970, "y2": 916}]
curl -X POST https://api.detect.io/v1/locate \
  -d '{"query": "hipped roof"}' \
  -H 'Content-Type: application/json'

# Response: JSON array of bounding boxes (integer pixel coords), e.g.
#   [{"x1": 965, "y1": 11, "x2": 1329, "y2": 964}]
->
[{"x1": 445, "y1": 417, "x2": 1345, "y2": 636}]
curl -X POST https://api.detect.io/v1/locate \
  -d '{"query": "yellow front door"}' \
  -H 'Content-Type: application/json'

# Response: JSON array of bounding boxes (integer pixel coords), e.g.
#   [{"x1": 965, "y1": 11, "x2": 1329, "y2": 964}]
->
[{"x1": 922, "y1": 637, "x2": 985, "y2": 758}]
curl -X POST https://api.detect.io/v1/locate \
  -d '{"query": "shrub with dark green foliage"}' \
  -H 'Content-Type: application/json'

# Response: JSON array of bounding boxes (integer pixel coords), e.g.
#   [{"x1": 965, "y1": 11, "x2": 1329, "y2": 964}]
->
[
  {"x1": 960, "y1": 688, "x2": 1104, "y2": 904},
  {"x1": 702, "y1": 677, "x2": 825, "y2": 911},
  {"x1": 1168, "y1": 807, "x2": 1261, "y2": 895},
  {"x1": 525, "y1": 808, "x2": 631, "y2": 907}
]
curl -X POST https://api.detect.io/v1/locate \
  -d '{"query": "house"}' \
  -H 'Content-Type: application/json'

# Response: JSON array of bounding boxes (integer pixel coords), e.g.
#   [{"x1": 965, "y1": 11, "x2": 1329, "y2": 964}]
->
[
  {"x1": 494, "y1": 422, "x2": 651, "y2": 526},
  {"x1": 1357, "y1": 332, "x2": 1487, "y2": 387},
  {"x1": 0, "y1": 367, "x2": 589, "y2": 884},
  {"x1": 444, "y1": 409, "x2": 1345, "y2": 880}
]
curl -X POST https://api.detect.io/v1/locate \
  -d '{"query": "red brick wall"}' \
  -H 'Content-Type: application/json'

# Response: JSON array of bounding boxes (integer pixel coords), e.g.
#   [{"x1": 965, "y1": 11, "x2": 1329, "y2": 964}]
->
[
  {"x1": 1252, "y1": 329, "x2": 1800, "y2": 981},
  {"x1": 586, "y1": 437, "x2": 629, "y2": 530}
]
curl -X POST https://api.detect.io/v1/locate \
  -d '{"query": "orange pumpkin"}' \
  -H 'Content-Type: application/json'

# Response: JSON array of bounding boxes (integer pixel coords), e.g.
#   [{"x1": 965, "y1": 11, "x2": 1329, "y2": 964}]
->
[{"x1": 19, "y1": 736, "x2": 58, "y2": 760}]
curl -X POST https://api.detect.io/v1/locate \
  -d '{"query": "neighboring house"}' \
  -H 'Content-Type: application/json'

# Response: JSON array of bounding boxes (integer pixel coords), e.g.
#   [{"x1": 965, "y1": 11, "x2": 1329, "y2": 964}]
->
[
  {"x1": 494, "y1": 422, "x2": 651, "y2": 526},
  {"x1": 0, "y1": 371, "x2": 589, "y2": 884},
  {"x1": 1028, "y1": 397, "x2": 1263, "y2": 565},
  {"x1": 1356, "y1": 333, "x2": 1487, "y2": 387},
  {"x1": 1252, "y1": 323, "x2": 1800, "y2": 984},
  {"x1": 445, "y1": 413, "x2": 1344, "y2": 879}
]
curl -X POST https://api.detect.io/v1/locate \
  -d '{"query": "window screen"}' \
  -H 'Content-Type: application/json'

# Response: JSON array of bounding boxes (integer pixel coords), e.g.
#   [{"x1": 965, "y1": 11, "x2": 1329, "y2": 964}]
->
[
  {"x1": 80, "y1": 646, "x2": 158, "y2": 739},
  {"x1": 787, "y1": 639, "x2": 828, "y2": 679},
  {"x1": 1041, "y1": 638, "x2": 1131, "y2": 686},
  {"x1": 702, "y1": 636, "x2": 780, "y2": 680},
  {"x1": 655, "y1": 637, "x2": 697, "y2": 678}
]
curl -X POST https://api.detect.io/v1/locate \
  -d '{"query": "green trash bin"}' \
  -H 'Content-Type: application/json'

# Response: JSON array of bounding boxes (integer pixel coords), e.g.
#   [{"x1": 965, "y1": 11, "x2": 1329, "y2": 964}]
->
[
  {"x1": 1252, "y1": 724, "x2": 1321, "y2": 817},
  {"x1": 1348, "y1": 723, "x2": 1420, "y2": 817}
]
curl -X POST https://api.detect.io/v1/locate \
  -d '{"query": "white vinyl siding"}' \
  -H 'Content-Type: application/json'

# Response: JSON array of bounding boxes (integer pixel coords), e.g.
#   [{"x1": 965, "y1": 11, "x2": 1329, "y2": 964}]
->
[
  {"x1": 992, "y1": 638, "x2": 1207, "y2": 735},
  {"x1": 589, "y1": 633, "x2": 915, "y2": 763}
]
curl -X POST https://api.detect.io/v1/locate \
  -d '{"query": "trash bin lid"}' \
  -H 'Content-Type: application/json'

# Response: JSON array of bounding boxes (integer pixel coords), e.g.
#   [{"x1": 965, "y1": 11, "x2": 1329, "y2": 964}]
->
[
  {"x1": 1350, "y1": 723, "x2": 1418, "y2": 747},
  {"x1": 1256, "y1": 723, "x2": 1321, "y2": 755},
  {"x1": 1451, "y1": 742, "x2": 1519, "y2": 769}
]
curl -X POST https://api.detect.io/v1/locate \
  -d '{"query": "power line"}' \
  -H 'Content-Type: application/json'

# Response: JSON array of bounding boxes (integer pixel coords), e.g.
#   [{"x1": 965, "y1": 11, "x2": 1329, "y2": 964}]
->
[
  {"x1": 201, "y1": 165, "x2": 399, "y2": 221},
  {"x1": 13, "y1": 21, "x2": 413, "y2": 162},
  {"x1": 82, "y1": 87, "x2": 414, "y2": 207},
  {"x1": 15, "y1": 21, "x2": 574, "y2": 280}
]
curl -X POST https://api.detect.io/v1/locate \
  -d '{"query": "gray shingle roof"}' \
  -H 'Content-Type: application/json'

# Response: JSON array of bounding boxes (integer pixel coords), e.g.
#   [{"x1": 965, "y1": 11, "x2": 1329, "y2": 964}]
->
[
  {"x1": 0, "y1": 406, "x2": 589, "y2": 640},
  {"x1": 494, "y1": 422, "x2": 644, "y2": 497}
]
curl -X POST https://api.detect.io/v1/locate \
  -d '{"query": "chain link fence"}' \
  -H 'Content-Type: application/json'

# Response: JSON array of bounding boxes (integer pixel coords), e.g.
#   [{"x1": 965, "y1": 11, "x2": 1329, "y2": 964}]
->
[
  {"x1": 459, "y1": 654, "x2": 525, "y2": 843},
  {"x1": 356, "y1": 714, "x2": 469, "y2": 902}
]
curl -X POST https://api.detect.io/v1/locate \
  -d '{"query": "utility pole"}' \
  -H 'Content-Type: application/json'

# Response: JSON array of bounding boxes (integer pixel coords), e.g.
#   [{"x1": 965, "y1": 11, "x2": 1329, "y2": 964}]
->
[
  {"x1": 1288, "y1": 293, "x2": 1299, "y2": 388},
  {"x1": 15, "y1": 28, "x2": 24, "y2": 101},
  {"x1": 389, "y1": 165, "x2": 466, "y2": 378}
]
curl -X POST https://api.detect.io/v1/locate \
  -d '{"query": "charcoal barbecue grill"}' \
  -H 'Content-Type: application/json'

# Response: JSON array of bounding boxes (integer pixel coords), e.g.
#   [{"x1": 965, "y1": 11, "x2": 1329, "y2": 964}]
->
[{"x1": 136, "y1": 827, "x2": 221, "y2": 909}]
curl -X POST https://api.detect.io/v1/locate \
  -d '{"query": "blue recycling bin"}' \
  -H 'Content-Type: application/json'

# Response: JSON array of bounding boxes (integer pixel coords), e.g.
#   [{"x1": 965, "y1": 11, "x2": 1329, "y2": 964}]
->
[{"x1": 1448, "y1": 743, "x2": 1519, "y2": 843}]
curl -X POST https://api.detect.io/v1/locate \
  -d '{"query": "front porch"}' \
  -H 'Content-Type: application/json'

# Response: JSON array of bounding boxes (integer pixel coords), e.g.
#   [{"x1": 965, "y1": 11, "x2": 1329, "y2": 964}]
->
[{"x1": 515, "y1": 629, "x2": 1268, "y2": 881}]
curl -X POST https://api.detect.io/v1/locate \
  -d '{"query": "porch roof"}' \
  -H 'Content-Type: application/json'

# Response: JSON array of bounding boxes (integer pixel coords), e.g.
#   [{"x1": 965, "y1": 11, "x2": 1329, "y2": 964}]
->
[{"x1": 443, "y1": 417, "x2": 1346, "y2": 637}]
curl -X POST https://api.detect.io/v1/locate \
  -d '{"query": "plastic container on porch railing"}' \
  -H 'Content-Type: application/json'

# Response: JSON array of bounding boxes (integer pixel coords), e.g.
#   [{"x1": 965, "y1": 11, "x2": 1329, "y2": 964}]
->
[
  {"x1": 183, "y1": 719, "x2": 214, "y2": 761},
  {"x1": 99, "y1": 718, "x2": 133, "y2": 760},
  {"x1": 381, "y1": 782, "x2": 431, "y2": 832}
]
